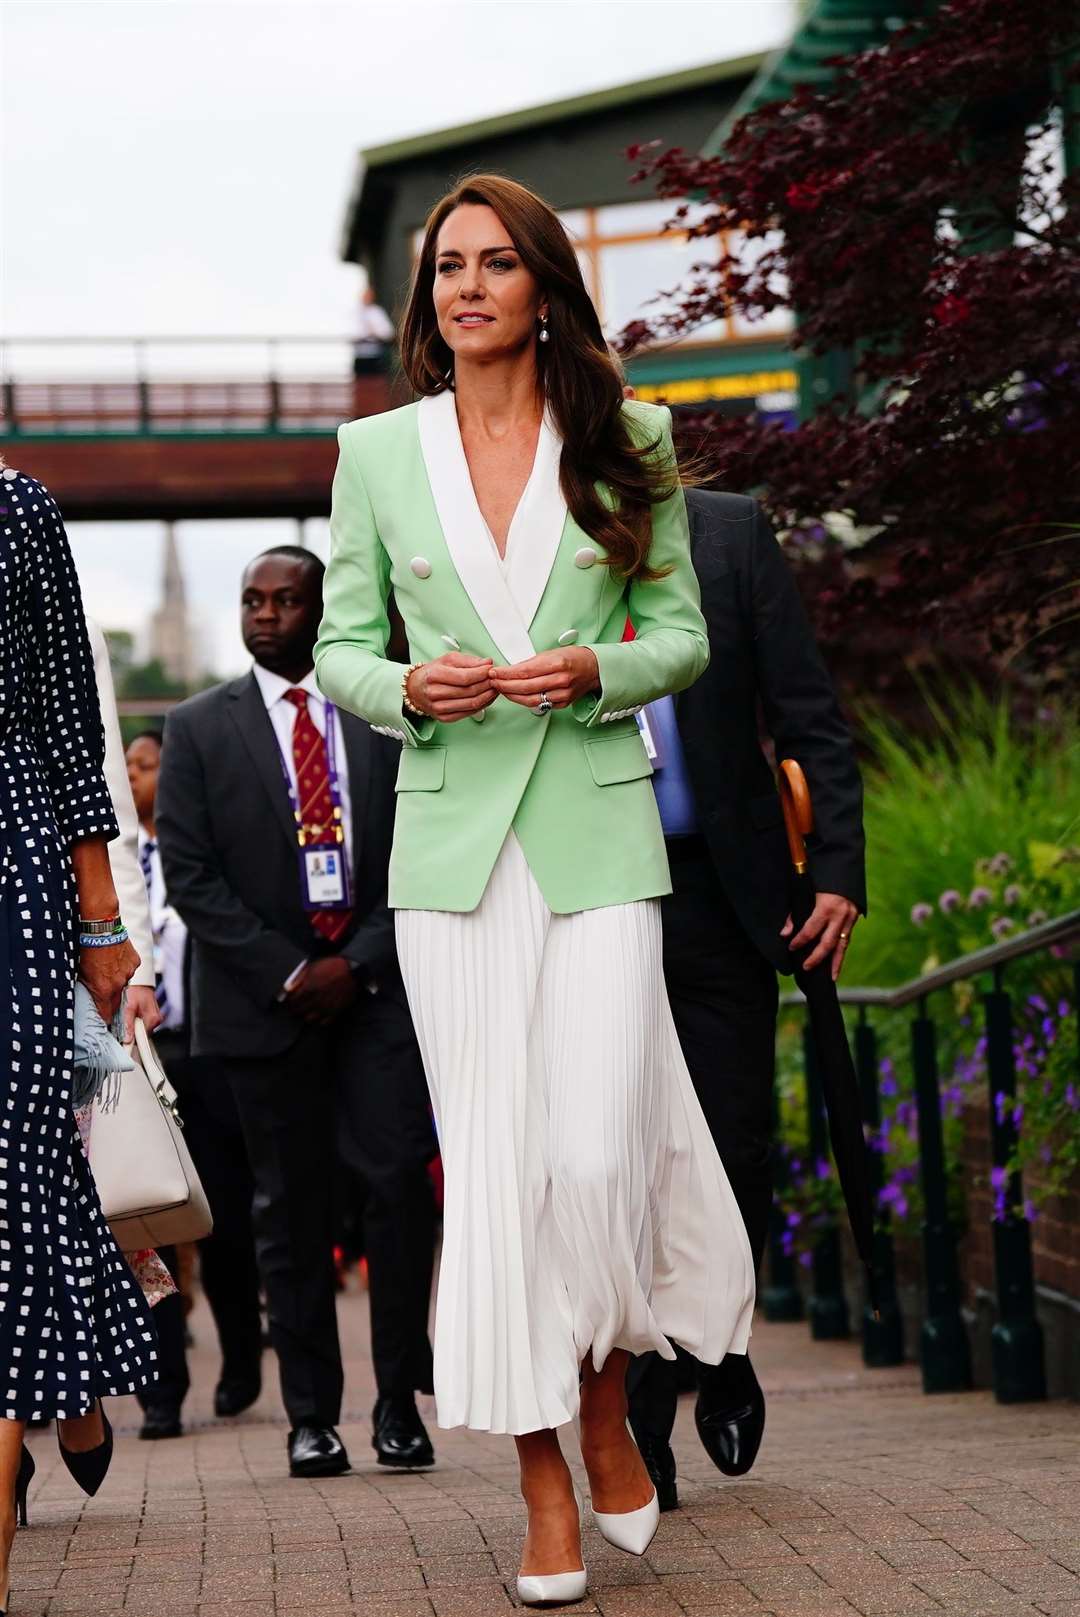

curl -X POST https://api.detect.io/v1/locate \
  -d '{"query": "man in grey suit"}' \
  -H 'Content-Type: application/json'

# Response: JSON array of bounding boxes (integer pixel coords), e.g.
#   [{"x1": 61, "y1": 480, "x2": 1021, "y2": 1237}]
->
[{"x1": 158, "y1": 546, "x2": 437, "y2": 1479}]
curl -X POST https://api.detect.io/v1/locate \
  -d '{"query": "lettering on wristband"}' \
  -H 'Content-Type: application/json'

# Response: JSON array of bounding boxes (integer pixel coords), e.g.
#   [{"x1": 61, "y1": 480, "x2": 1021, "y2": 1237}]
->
[{"x1": 79, "y1": 929, "x2": 130, "y2": 949}]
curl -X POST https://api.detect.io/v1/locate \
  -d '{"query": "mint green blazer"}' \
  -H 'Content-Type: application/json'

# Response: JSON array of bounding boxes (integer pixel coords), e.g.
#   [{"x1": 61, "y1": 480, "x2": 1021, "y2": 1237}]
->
[{"x1": 314, "y1": 392, "x2": 709, "y2": 913}]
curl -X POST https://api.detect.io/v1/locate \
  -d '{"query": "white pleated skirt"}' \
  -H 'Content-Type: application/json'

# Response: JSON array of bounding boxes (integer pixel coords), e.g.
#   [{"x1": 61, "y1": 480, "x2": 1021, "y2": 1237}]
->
[{"x1": 395, "y1": 832, "x2": 756, "y2": 1435}]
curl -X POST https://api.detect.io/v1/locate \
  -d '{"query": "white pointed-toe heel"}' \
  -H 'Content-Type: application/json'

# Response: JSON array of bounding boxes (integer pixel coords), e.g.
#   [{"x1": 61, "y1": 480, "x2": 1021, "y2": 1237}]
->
[
  {"x1": 589, "y1": 1427, "x2": 660, "y2": 1555},
  {"x1": 592, "y1": 1487, "x2": 659, "y2": 1555},
  {"x1": 516, "y1": 1484, "x2": 587, "y2": 1607},
  {"x1": 516, "y1": 1568, "x2": 589, "y2": 1606}
]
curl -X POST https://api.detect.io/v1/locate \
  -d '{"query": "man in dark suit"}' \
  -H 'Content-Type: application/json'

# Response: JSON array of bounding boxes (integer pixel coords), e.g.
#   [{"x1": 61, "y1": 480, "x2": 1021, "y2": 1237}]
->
[
  {"x1": 627, "y1": 488, "x2": 866, "y2": 1510},
  {"x1": 126, "y1": 729, "x2": 263, "y2": 1440},
  {"x1": 157, "y1": 545, "x2": 437, "y2": 1479}
]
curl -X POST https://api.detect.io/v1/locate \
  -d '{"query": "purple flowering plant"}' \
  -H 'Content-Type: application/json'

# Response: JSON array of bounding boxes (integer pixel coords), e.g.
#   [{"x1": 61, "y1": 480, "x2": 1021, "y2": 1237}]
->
[{"x1": 771, "y1": 695, "x2": 1080, "y2": 1246}]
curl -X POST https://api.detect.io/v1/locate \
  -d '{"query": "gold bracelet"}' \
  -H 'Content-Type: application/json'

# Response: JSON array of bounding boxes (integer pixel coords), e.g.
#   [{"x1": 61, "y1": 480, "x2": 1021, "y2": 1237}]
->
[{"x1": 402, "y1": 662, "x2": 426, "y2": 718}]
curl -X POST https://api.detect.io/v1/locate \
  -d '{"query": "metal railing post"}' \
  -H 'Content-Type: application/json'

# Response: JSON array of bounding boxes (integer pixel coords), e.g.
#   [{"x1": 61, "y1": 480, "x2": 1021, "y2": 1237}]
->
[
  {"x1": 135, "y1": 338, "x2": 150, "y2": 432},
  {"x1": 1, "y1": 377, "x2": 17, "y2": 435},
  {"x1": 911, "y1": 1003, "x2": 972, "y2": 1392},
  {"x1": 805, "y1": 1023, "x2": 850, "y2": 1340},
  {"x1": 983, "y1": 967, "x2": 1046, "y2": 1402},
  {"x1": 762, "y1": 1060, "x2": 804, "y2": 1320},
  {"x1": 268, "y1": 338, "x2": 280, "y2": 431},
  {"x1": 856, "y1": 1012, "x2": 904, "y2": 1365}
]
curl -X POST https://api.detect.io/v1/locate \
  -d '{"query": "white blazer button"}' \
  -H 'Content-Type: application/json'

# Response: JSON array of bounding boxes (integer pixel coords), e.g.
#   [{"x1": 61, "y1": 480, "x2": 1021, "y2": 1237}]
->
[
  {"x1": 410, "y1": 556, "x2": 433, "y2": 579},
  {"x1": 574, "y1": 546, "x2": 598, "y2": 569},
  {"x1": 557, "y1": 629, "x2": 578, "y2": 646},
  {"x1": 441, "y1": 633, "x2": 460, "y2": 650},
  {"x1": 471, "y1": 708, "x2": 487, "y2": 724}
]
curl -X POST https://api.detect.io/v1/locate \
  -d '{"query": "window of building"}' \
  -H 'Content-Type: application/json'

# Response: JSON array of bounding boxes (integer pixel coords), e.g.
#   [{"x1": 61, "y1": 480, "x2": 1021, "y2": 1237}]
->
[{"x1": 557, "y1": 202, "x2": 791, "y2": 347}]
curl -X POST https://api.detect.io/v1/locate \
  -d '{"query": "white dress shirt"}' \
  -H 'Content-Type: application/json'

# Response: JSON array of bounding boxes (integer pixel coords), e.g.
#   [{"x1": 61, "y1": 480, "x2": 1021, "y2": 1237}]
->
[
  {"x1": 251, "y1": 662, "x2": 354, "y2": 864},
  {"x1": 353, "y1": 300, "x2": 394, "y2": 344},
  {"x1": 137, "y1": 826, "x2": 187, "y2": 1030}
]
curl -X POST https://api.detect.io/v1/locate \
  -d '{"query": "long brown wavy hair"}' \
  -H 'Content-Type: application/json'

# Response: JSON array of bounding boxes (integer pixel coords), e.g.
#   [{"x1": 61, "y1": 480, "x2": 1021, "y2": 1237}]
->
[{"x1": 399, "y1": 173, "x2": 678, "y2": 581}]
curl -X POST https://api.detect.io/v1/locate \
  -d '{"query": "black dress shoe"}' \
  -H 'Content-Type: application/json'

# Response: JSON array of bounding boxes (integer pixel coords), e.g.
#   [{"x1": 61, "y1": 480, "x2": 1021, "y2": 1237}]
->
[
  {"x1": 139, "y1": 1404, "x2": 183, "y2": 1441},
  {"x1": 287, "y1": 1425, "x2": 350, "y2": 1478},
  {"x1": 373, "y1": 1395, "x2": 435, "y2": 1469},
  {"x1": 634, "y1": 1432, "x2": 678, "y2": 1512},
  {"x1": 694, "y1": 1355, "x2": 766, "y2": 1478},
  {"x1": 214, "y1": 1374, "x2": 261, "y2": 1418}
]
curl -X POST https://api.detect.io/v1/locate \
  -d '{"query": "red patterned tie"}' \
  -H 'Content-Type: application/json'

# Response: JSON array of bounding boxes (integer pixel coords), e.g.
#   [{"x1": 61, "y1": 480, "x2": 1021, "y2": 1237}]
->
[{"x1": 283, "y1": 687, "x2": 352, "y2": 945}]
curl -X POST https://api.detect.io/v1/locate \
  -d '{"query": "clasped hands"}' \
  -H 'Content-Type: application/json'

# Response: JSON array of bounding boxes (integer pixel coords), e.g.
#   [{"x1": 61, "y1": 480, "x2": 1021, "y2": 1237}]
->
[{"x1": 405, "y1": 648, "x2": 601, "y2": 722}]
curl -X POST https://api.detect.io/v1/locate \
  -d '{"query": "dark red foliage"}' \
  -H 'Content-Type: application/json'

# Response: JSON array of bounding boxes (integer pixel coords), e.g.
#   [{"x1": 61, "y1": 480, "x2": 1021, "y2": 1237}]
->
[{"x1": 623, "y1": 0, "x2": 1080, "y2": 698}]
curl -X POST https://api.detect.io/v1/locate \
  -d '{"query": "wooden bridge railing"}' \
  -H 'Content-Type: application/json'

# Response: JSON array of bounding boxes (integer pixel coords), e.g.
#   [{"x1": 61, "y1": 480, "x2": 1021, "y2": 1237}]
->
[{"x1": 0, "y1": 336, "x2": 385, "y2": 434}]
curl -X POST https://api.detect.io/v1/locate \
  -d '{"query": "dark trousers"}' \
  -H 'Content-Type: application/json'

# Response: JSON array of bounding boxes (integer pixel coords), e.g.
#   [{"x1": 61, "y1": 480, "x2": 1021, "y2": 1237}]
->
[
  {"x1": 137, "y1": 1031, "x2": 262, "y2": 1414},
  {"x1": 628, "y1": 835, "x2": 778, "y2": 1445},
  {"x1": 222, "y1": 980, "x2": 436, "y2": 1429}
]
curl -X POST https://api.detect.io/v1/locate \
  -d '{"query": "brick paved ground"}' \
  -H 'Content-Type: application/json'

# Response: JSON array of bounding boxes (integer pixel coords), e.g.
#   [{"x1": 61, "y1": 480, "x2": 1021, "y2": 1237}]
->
[{"x1": 9, "y1": 1282, "x2": 1080, "y2": 1617}]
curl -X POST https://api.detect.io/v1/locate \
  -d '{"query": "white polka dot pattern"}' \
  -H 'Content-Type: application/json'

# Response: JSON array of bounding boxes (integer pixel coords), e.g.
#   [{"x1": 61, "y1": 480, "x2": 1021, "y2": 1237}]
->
[{"x1": 1, "y1": 469, "x2": 158, "y2": 1419}]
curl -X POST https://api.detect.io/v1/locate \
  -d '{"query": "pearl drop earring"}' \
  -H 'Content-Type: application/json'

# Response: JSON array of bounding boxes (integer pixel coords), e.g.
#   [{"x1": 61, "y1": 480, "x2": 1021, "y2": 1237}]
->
[{"x1": 539, "y1": 314, "x2": 550, "y2": 344}]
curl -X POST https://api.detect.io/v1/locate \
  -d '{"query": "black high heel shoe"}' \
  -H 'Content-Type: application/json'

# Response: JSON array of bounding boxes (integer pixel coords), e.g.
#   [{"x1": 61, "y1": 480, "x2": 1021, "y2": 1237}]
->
[
  {"x1": 57, "y1": 1406, "x2": 113, "y2": 1497},
  {"x1": 15, "y1": 1444, "x2": 35, "y2": 1528}
]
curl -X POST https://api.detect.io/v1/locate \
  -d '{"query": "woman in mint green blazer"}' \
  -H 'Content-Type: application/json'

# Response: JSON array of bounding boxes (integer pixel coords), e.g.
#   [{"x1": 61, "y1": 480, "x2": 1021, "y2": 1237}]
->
[{"x1": 316, "y1": 175, "x2": 754, "y2": 1606}]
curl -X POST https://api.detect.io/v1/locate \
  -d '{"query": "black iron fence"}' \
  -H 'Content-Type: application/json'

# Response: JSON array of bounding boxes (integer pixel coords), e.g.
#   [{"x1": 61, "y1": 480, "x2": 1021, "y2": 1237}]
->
[{"x1": 774, "y1": 909, "x2": 1080, "y2": 1401}]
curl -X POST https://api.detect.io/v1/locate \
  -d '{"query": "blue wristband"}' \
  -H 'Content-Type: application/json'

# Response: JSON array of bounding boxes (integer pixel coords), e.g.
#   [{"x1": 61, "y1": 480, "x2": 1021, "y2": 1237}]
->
[{"x1": 79, "y1": 929, "x2": 129, "y2": 949}]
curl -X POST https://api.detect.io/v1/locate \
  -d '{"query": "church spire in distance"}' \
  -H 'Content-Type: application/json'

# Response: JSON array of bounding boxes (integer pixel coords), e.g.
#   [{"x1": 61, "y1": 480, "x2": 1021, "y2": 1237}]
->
[{"x1": 149, "y1": 522, "x2": 197, "y2": 687}]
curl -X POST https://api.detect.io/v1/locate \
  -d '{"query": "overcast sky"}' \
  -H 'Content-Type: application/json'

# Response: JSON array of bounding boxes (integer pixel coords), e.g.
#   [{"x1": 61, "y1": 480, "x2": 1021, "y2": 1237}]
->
[{"x1": 2, "y1": 0, "x2": 793, "y2": 675}]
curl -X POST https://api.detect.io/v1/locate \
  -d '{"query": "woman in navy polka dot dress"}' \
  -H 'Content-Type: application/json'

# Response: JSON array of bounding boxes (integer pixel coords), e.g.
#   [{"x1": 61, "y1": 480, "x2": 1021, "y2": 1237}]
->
[{"x1": 0, "y1": 466, "x2": 158, "y2": 1611}]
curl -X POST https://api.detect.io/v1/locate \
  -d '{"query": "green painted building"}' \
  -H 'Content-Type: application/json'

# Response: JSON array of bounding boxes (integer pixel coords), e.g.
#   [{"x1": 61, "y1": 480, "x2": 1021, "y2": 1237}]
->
[
  {"x1": 339, "y1": 56, "x2": 799, "y2": 421},
  {"x1": 341, "y1": 1, "x2": 1072, "y2": 423}
]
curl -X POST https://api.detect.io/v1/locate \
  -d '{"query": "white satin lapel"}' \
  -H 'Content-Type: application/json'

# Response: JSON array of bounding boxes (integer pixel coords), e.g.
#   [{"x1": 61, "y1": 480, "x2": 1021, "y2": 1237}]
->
[
  {"x1": 503, "y1": 411, "x2": 568, "y2": 632},
  {"x1": 417, "y1": 390, "x2": 534, "y2": 666}
]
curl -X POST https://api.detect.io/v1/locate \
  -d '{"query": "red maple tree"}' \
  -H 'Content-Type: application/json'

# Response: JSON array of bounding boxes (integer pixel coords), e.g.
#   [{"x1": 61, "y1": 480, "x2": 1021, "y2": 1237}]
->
[{"x1": 622, "y1": 0, "x2": 1080, "y2": 700}]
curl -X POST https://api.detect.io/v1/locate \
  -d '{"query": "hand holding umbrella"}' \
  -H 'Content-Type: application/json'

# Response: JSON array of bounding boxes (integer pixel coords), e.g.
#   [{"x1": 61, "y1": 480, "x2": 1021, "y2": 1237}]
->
[
  {"x1": 777, "y1": 759, "x2": 879, "y2": 1315},
  {"x1": 778, "y1": 763, "x2": 859, "y2": 979}
]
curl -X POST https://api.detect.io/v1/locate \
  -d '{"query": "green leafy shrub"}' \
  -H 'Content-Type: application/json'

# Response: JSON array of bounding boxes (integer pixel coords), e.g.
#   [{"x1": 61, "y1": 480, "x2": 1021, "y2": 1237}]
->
[{"x1": 775, "y1": 689, "x2": 1079, "y2": 1254}]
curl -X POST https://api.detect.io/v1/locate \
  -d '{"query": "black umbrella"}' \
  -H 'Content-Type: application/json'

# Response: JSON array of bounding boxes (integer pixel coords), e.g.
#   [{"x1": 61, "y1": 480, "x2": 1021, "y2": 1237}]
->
[{"x1": 778, "y1": 758, "x2": 879, "y2": 1317}]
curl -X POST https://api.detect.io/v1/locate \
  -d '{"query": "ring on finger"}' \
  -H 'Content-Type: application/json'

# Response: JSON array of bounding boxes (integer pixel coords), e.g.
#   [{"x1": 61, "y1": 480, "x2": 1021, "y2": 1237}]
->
[{"x1": 536, "y1": 692, "x2": 553, "y2": 716}]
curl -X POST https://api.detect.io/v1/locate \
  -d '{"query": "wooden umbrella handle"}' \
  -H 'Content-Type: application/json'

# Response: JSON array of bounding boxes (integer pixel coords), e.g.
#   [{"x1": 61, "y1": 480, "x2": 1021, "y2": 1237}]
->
[{"x1": 778, "y1": 759, "x2": 815, "y2": 874}]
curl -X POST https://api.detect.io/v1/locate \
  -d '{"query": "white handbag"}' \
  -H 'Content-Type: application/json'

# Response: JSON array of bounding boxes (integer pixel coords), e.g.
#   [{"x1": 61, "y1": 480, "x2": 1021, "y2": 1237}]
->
[{"x1": 87, "y1": 1017, "x2": 213, "y2": 1252}]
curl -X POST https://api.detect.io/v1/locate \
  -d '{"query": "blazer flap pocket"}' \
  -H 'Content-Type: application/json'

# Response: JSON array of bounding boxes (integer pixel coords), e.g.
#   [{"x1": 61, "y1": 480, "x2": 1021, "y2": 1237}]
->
[
  {"x1": 395, "y1": 746, "x2": 446, "y2": 792},
  {"x1": 584, "y1": 733, "x2": 654, "y2": 787},
  {"x1": 750, "y1": 789, "x2": 783, "y2": 830}
]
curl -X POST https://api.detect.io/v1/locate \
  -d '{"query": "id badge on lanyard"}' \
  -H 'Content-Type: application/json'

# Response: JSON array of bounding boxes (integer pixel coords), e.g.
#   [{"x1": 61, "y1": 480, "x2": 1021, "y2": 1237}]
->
[
  {"x1": 635, "y1": 704, "x2": 667, "y2": 770},
  {"x1": 276, "y1": 701, "x2": 353, "y2": 913}
]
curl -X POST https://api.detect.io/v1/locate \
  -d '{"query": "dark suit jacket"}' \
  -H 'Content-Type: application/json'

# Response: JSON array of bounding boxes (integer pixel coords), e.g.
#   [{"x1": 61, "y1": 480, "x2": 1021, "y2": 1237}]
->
[
  {"x1": 678, "y1": 489, "x2": 866, "y2": 975},
  {"x1": 157, "y1": 672, "x2": 401, "y2": 1058}
]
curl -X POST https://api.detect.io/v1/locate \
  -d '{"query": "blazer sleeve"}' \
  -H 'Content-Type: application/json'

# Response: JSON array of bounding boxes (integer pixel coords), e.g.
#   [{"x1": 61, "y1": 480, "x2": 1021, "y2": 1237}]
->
[
  {"x1": 575, "y1": 407, "x2": 709, "y2": 726},
  {"x1": 87, "y1": 617, "x2": 156, "y2": 986},
  {"x1": 156, "y1": 705, "x2": 309, "y2": 1008},
  {"x1": 315, "y1": 424, "x2": 434, "y2": 747},
  {"x1": 749, "y1": 505, "x2": 868, "y2": 913}
]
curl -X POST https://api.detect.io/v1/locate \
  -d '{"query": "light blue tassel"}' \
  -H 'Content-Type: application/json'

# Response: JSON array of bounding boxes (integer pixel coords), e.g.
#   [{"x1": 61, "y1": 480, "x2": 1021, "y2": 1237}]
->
[{"x1": 72, "y1": 983, "x2": 133, "y2": 1109}]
